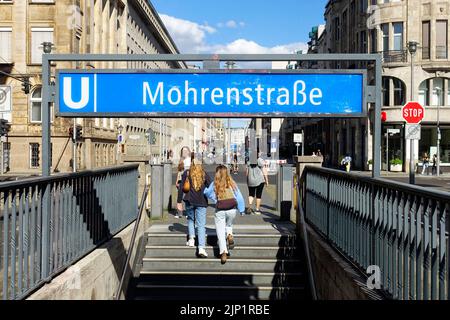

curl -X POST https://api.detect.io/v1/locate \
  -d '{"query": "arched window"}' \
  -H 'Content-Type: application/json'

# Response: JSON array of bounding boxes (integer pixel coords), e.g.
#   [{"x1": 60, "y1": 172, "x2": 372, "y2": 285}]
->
[
  {"x1": 418, "y1": 78, "x2": 450, "y2": 106},
  {"x1": 30, "y1": 87, "x2": 42, "y2": 122},
  {"x1": 382, "y1": 77, "x2": 406, "y2": 106}
]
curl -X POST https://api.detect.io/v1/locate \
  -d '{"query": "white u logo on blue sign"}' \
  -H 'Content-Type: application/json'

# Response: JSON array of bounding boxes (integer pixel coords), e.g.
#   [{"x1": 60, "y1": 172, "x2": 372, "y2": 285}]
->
[{"x1": 63, "y1": 77, "x2": 90, "y2": 109}]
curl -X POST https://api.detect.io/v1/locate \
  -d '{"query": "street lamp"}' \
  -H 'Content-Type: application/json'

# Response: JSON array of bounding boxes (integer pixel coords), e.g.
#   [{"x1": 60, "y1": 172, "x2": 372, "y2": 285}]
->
[
  {"x1": 407, "y1": 40, "x2": 419, "y2": 184},
  {"x1": 435, "y1": 87, "x2": 442, "y2": 176},
  {"x1": 41, "y1": 42, "x2": 54, "y2": 54}
]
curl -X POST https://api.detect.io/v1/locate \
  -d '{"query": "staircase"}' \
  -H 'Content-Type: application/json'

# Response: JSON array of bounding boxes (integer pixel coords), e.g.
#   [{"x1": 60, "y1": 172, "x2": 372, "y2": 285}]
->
[{"x1": 129, "y1": 222, "x2": 309, "y2": 300}]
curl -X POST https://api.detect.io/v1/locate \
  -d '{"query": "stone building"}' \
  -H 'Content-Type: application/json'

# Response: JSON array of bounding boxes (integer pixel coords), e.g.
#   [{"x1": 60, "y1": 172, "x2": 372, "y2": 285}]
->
[
  {"x1": 0, "y1": 0, "x2": 185, "y2": 176},
  {"x1": 304, "y1": 0, "x2": 450, "y2": 172}
]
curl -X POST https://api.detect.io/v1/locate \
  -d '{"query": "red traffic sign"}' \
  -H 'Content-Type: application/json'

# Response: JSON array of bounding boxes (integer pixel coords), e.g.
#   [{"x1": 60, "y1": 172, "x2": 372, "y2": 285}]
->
[
  {"x1": 381, "y1": 111, "x2": 387, "y2": 122},
  {"x1": 402, "y1": 102, "x2": 424, "y2": 124}
]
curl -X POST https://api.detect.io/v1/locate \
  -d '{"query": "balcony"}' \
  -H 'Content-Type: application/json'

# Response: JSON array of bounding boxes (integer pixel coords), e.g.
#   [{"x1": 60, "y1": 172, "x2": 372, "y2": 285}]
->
[{"x1": 379, "y1": 50, "x2": 408, "y2": 63}]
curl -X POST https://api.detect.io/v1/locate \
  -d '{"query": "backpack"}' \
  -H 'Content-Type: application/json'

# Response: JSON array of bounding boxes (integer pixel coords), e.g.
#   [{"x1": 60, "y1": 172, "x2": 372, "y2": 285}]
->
[
  {"x1": 248, "y1": 165, "x2": 264, "y2": 187},
  {"x1": 216, "y1": 187, "x2": 237, "y2": 210}
]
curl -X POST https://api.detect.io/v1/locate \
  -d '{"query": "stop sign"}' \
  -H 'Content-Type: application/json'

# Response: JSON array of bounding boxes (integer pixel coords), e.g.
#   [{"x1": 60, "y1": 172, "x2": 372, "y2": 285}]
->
[{"x1": 402, "y1": 102, "x2": 424, "y2": 124}]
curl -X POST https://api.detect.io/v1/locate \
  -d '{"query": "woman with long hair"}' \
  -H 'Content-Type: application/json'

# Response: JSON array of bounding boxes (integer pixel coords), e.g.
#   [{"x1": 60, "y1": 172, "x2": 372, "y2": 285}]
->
[
  {"x1": 177, "y1": 160, "x2": 211, "y2": 258},
  {"x1": 204, "y1": 165, "x2": 245, "y2": 264}
]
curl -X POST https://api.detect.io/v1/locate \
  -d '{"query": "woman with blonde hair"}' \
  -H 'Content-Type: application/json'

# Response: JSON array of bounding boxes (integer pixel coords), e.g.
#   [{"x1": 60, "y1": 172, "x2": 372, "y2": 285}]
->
[
  {"x1": 204, "y1": 165, "x2": 245, "y2": 264},
  {"x1": 177, "y1": 160, "x2": 211, "y2": 258}
]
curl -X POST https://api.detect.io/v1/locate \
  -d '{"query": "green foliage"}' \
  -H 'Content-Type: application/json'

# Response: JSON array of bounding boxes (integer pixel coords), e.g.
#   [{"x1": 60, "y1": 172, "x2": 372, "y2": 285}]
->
[{"x1": 390, "y1": 158, "x2": 403, "y2": 165}]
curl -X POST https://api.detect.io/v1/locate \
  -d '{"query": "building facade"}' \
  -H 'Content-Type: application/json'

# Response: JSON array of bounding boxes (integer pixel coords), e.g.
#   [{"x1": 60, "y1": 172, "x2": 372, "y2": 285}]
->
[
  {"x1": 0, "y1": 0, "x2": 185, "y2": 177},
  {"x1": 306, "y1": 0, "x2": 450, "y2": 172}
]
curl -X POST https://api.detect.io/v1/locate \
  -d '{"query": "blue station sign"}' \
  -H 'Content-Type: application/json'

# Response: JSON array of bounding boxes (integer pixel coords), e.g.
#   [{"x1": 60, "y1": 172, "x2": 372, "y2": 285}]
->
[{"x1": 56, "y1": 70, "x2": 366, "y2": 117}]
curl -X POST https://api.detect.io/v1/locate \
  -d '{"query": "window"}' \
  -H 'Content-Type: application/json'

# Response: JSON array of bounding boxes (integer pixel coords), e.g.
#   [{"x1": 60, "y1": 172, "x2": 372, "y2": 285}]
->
[
  {"x1": 419, "y1": 79, "x2": 429, "y2": 106},
  {"x1": 393, "y1": 78, "x2": 405, "y2": 106},
  {"x1": 31, "y1": 27, "x2": 53, "y2": 64},
  {"x1": 0, "y1": 27, "x2": 12, "y2": 63},
  {"x1": 360, "y1": 31, "x2": 367, "y2": 52},
  {"x1": 419, "y1": 127, "x2": 450, "y2": 164},
  {"x1": 422, "y1": 21, "x2": 430, "y2": 59},
  {"x1": 333, "y1": 17, "x2": 340, "y2": 41},
  {"x1": 30, "y1": 143, "x2": 40, "y2": 168},
  {"x1": 370, "y1": 29, "x2": 377, "y2": 53},
  {"x1": 360, "y1": 0, "x2": 368, "y2": 13},
  {"x1": 382, "y1": 77, "x2": 390, "y2": 106},
  {"x1": 419, "y1": 78, "x2": 450, "y2": 106},
  {"x1": 436, "y1": 20, "x2": 448, "y2": 59},
  {"x1": 30, "y1": 87, "x2": 42, "y2": 122},
  {"x1": 382, "y1": 77, "x2": 406, "y2": 106},
  {"x1": 393, "y1": 22, "x2": 403, "y2": 51},
  {"x1": 382, "y1": 23, "x2": 389, "y2": 52},
  {"x1": 30, "y1": 0, "x2": 55, "y2": 3},
  {"x1": 432, "y1": 78, "x2": 444, "y2": 106}
]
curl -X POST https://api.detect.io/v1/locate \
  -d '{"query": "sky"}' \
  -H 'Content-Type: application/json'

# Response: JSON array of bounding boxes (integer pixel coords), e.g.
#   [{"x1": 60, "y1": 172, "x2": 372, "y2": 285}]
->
[
  {"x1": 151, "y1": 0, "x2": 328, "y2": 128},
  {"x1": 152, "y1": 0, "x2": 327, "y2": 55}
]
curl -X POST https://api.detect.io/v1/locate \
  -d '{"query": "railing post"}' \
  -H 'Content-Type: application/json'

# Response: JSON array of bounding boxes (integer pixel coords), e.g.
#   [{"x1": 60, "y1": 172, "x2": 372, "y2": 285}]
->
[
  {"x1": 326, "y1": 173, "x2": 330, "y2": 239},
  {"x1": 41, "y1": 183, "x2": 51, "y2": 281},
  {"x1": 370, "y1": 184, "x2": 376, "y2": 267}
]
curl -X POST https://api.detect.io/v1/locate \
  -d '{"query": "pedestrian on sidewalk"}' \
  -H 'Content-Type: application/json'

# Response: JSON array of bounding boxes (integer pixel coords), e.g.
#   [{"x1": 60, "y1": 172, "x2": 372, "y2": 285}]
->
[
  {"x1": 432, "y1": 154, "x2": 437, "y2": 175},
  {"x1": 175, "y1": 160, "x2": 185, "y2": 219},
  {"x1": 246, "y1": 154, "x2": 269, "y2": 215},
  {"x1": 421, "y1": 152, "x2": 430, "y2": 175},
  {"x1": 204, "y1": 165, "x2": 245, "y2": 264},
  {"x1": 177, "y1": 159, "x2": 212, "y2": 258}
]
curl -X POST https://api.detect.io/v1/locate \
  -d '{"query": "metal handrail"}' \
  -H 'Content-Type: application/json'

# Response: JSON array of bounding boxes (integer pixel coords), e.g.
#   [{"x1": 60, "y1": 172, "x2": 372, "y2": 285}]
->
[
  {"x1": 1, "y1": 165, "x2": 139, "y2": 300},
  {"x1": 0, "y1": 164, "x2": 139, "y2": 191},
  {"x1": 114, "y1": 183, "x2": 150, "y2": 300},
  {"x1": 302, "y1": 165, "x2": 450, "y2": 300},
  {"x1": 296, "y1": 177, "x2": 318, "y2": 300}
]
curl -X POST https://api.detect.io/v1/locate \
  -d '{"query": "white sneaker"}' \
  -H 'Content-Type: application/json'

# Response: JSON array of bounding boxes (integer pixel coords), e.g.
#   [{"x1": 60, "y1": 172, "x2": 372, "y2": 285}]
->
[
  {"x1": 198, "y1": 248, "x2": 208, "y2": 258},
  {"x1": 186, "y1": 238, "x2": 195, "y2": 247}
]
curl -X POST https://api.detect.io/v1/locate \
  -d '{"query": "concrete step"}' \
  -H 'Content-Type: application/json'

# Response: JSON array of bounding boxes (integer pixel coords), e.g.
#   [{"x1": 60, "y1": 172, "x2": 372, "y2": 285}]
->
[
  {"x1": 133, "y1": 284, "x2": 306, "y2": 300},
  {"x1": 141, "y1": 257, "x2": 302, "y2": 272},
  {"x1": 136, "y1": 271, "x2": 305, "y2": 287},
  {"x1": 146, "y1": 233, "x2": 297, "y2": 247},
  {"x1": 144, "y1": 245, "x2": 300, "y2": 259}
]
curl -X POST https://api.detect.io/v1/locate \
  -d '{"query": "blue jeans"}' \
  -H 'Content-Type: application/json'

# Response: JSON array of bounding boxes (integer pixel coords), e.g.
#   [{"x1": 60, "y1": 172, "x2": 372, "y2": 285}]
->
[
  {"x1": 214, "y1": 209, "x2": 237, "y2": 254},
  {"x1": 185, "y1": 205, "x2": 207, "y2": 249}
]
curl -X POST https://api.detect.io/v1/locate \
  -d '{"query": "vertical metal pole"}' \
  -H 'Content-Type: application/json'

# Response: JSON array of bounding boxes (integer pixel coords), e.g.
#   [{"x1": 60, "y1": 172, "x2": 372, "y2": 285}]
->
[
  {"x1": 0, "y1": 140, "x2": 3, "y2": 174},
  {"x1": 42, "y1": 55, "x2": 51, "y2": 177},
  {"x1": 301, "y1": 129, "x2": 305, "y2": 156},
  {"x1": 41, "y1": 54, "x2": 51, "y2": 280},
  {"x1": 73, "y1": 120, "x2": 77, "y2": 172},
  {"x1": 373, "y1": 56, "x2": 382, "y2": 178},
  {"x1": 437, "y1": 103, "x2": 440, "y2": 177},
  {"x1": 159, "y1": 119, "x2": 162, "y2": 164},
  {"x1": 227, "y1": 118, "x2": 231, "y2": 164},
  {"x1": 386, "y1": 131, "x2": 389, "y2": 171},
  {"x1": 409, "y1": 52, "x2": 415, "y2": 184}
]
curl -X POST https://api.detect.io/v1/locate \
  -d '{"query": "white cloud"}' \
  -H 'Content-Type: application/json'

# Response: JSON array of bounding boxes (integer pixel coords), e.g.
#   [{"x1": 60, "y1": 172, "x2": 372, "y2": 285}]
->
[
  {"x1": 217, "y1": 20, "x2": 245, "y2": 28},
  {"x1": 225, "y1": 20, "x2": 238, "y2": 28},
  {"x1": 160, "y1": 14, "x2": 308, "y2": 68},
  {"x1": 160, "y1": 14, "x2": 216, "y2": 53}
]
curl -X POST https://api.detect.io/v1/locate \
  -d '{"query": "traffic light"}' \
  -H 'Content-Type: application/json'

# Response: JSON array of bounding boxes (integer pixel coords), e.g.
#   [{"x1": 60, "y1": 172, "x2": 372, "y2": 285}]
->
[
  {"x1": 21, "y1": 78, "x2": 31, "y2": 94},
  {"x1": 0, "y1": 119, "x2": 10, "y2": 136},
  {"x1": 146, "y1": 128, "x2": 156, "y2": 145},
  {"x1": 75, "y1": 126, "x2": 82, "y2": 140}
]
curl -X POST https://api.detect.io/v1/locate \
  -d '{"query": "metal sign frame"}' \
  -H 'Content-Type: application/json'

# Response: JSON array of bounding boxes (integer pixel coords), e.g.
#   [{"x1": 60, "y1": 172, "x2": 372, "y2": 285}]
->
[
  {"x1": 41, "y1": 53, "x2": 382, "y2": 178},
  {"x1": 54, "y1": 68, "x2": 367, "y2": 118}
]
